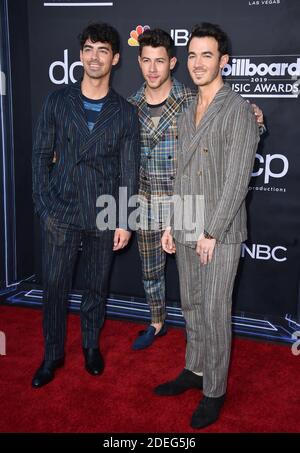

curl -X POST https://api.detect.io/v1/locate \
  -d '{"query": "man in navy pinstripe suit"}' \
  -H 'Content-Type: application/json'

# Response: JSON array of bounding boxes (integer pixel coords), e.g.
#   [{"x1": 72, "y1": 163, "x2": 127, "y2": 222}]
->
[{"x1": 31, "y1": 23, "x2": 140, "y2": 388}]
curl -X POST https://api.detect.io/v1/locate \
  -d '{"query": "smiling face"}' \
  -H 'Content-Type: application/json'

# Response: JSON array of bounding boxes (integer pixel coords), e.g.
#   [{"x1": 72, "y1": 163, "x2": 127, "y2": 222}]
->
[
  {"x1": 187, "y1": 36, "x2": 228, "y2": 88},
  {"x1": 138, "y1": 46, "x2": 176, "y2": 90},
  {"x1": 80, "y1": 39, "x2": 119, "y2": 80}
]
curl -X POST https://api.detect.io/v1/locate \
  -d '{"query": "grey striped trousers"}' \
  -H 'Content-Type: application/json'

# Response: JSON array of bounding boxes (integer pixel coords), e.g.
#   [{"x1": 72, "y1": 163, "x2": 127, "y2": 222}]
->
[{"x1": 175, "y1": 241, "x2": 241, "y2": 397}]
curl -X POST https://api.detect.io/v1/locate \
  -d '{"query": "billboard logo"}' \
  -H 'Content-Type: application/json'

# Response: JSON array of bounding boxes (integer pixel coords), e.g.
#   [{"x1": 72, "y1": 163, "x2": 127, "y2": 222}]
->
[
  {"x1": 0, "y1": 70, "x2": 6, "y2": 95},
  {"x1": 128, "y1": 25, "x2": 150, "y2": 46},
  {"x1": 223, "y1": 55, "x2": 300, "y2": 98},
  {"x1": 0, "y1": 331, "x2": 6, "y2": 356},
  {"x1": 242, "y1": 244, "x2": 287, "y2": 262}
]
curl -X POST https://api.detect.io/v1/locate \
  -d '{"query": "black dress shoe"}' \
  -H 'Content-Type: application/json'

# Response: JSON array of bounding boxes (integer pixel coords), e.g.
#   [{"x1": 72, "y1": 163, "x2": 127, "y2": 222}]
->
[
  {"x1": 31, "y1": 357, "x2": 64, "y2": 389},
  {"x1": 83, "y1": 348, "x2": 104, "y2": 376},
  {"x1": 154, "y1": 369, "x2": 203, "y2": 396},
  {"x1": 190, "y1": 394, "x2": 226, "y2": 429}
]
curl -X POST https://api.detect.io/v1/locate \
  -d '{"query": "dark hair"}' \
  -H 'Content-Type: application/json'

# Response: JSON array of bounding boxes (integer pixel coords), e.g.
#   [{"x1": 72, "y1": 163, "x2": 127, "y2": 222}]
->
[
  {"x1": 187, "y1": 23, "x2": 230, "y2": 56},
  {"x1": 79, "y1": 23, "x2": 120, "y2": 55},
  {"x1": 138, "y1": 28, "x2": 175, "y2": 58}
]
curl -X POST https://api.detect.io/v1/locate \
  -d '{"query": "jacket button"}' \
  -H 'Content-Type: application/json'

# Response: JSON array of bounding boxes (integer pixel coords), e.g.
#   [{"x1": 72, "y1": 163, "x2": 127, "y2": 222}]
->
[
  {"x1": 147, "y1": 155, "x2": 152, "y2": 159},
  {"x1": 168, "y1": 155, "x2": 172, "y2": 159},
  {"x1": 67, "y1": 137, "x2": 71, "y2": 142},
  {"x1": 203, "y1": 148, "x2": 208, "y2": 153},
  {"x1": 170, "y1": 176, "x2": 175, "y2": 180}
]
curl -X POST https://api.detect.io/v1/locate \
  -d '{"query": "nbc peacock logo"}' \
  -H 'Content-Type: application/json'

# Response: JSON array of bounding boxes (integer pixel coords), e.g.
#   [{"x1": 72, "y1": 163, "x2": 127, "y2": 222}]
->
[{"x1": 128, "y1": 25, "x2": 151, "y2": 46}]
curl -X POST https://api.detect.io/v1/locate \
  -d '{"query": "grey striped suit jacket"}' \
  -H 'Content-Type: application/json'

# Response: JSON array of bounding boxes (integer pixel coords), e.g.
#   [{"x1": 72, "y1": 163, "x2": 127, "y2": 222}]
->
[
  {"x1": 172, "y1": 83, "x2": 260, "y2": 247},
  {"x1": 32, "y1": 82, "x2": 140, "y2": 230}
]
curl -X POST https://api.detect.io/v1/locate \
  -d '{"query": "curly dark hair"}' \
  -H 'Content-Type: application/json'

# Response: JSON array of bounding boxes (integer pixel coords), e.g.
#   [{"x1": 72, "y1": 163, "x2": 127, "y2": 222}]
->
[
  {"x1": 138, "y1": 28, "x2": 175, "y2": 58},
  {"x1": 187, "y1": 23, "x2": 230, "y2": 56},
  {"x1": 78, "y1": 23, "x2": 120, "y2": 55}
]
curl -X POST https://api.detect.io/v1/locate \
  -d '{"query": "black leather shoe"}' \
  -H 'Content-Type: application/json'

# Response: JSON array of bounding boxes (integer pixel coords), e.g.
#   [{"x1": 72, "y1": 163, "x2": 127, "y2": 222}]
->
[
  {"x1": 154, "y1": 369, "x2": 203, "y2": 396},
  {"x1": 190, "y1": 394, "x2": 226, "y2": 429},
  {"x1": 31, "y1": 357, "x2": 64, "y2": 388},
  {"x1": 83, "y1": 348, "x2": 104, "y2": 376}
]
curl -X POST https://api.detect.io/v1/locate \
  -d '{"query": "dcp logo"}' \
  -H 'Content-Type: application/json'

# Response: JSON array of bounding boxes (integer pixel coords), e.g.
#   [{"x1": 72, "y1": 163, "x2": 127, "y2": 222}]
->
[
  {"x1": 252, "y1": 153, "x2": 289, "y2": 184},
  {"x1": 49, "y1": 50, "x2": 82, "y2": 85}
]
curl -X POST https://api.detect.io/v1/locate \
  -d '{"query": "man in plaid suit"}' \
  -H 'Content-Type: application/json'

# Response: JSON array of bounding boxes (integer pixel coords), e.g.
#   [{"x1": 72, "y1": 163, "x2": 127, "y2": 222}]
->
[{"x1": 128, "y1": 29, "x2": 265, "y2": 350}]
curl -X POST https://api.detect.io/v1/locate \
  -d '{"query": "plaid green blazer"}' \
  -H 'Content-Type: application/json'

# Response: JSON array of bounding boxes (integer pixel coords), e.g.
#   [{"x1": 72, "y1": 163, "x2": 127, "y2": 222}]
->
[{"x1": 128, "y1": 78, "x2": 195, "y2": 225}]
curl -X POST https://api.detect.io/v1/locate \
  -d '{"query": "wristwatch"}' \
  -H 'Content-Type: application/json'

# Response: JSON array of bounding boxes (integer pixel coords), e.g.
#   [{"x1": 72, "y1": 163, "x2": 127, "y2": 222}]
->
[
  {"x1": 204, "y1": 230, "x2": 215, "y2": 240},
  {"x1": 258, "y1": 123, "x2": 267, "y2": 135}
]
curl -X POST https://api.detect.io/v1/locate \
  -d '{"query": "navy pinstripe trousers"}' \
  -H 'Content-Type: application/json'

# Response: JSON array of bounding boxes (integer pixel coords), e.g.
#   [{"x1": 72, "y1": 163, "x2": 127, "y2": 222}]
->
[{"x1": 41, "y1": 217, "x2": 114, "y2": 361}]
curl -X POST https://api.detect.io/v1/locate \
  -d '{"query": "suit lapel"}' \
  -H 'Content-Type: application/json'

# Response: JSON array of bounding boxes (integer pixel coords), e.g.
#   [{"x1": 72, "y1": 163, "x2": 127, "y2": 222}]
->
[
  {"x1": 183, "y1": 83, "x2": 231, "y2": 169},
  {"x1": 82, "y1": 90, "x2": 120, "y2": 151},
  {"x1": 151, "y1": 91, "x2": 185, "y2": 149},
  {"x1": 69, "y1": 82, "x2": 90, "y2": 140},
  {"x1": 134, "y1": 79, "x2": 186, "y2": 150},
  {"x1": 137, "y1": 96, "x2": 156, "y2": 136},
  {"x1": 70, "y1": 87, "x2": 120, "y2": 157},
  {"x1": 181, "y1": 101, "x2": 197, "y2": 168},
  {"x1": 89, "y1": 90, "x2": 120, "y2": 136}
]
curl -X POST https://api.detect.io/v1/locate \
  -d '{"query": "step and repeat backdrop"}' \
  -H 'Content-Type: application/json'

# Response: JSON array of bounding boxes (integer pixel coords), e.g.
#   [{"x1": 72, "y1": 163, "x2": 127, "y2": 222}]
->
[{"x1": 5, "y1": 0, "x2": 300, "y2": 326}]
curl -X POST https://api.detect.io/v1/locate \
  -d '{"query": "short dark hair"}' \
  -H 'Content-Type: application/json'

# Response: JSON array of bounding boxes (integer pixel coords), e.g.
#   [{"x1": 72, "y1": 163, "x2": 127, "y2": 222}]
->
[
  {"x1": 138, "y1": 28, "x2": 175, "y2": 58},
  {"x1": 187, "y1": 23, "x2": 230, "y2": 56},
  {"x1": 79, "y1": 23, "x2": 120, "y2": 55}
]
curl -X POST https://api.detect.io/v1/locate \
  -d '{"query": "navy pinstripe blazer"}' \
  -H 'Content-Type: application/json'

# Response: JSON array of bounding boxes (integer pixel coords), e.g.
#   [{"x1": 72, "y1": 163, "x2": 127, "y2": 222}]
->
[{"x1": 32, "y1": 81, "x2": 140, "y2": 230}]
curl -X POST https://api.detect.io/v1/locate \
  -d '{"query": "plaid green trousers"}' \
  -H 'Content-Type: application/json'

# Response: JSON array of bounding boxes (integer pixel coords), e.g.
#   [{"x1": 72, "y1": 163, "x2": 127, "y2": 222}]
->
[{"x1": 137, "y1": 226, "x2": 166, "y2": 324}]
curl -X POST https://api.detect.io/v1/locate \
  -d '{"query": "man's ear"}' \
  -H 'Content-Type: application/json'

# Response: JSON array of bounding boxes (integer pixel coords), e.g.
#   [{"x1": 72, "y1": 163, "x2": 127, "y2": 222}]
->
[
  {"x1": 220, "y1": 53, "x2": 229, "y2": 69},
  {"x1": 112, "y1": 52, "x2": 120, "y2": 66},
  {"x1": 170, "y1": 56, "x2": 177, "y2": 71}
]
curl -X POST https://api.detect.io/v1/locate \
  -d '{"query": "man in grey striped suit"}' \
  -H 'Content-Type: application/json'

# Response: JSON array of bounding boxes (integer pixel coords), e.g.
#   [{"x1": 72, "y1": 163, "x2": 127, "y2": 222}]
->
[
  {"x1": 155, "y1": 23, "x2": 260, "y2": 429},
  {"x1": 31, "y1": 23, "x2": 140, "y2": 388}
]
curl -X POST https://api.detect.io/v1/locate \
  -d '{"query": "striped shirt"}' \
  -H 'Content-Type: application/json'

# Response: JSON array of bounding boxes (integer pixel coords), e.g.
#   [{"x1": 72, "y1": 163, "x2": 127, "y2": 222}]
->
[{"x1": 82, "y1": 93, "x2": 108, "y2": 131}]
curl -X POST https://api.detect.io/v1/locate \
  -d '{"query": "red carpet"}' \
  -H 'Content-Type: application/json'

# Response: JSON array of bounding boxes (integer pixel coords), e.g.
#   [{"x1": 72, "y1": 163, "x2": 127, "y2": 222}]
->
[{"x1": 0, "y1": 304, "x2": 299, "y2": 433}]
